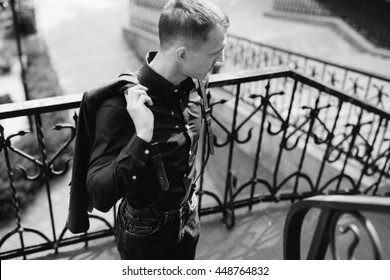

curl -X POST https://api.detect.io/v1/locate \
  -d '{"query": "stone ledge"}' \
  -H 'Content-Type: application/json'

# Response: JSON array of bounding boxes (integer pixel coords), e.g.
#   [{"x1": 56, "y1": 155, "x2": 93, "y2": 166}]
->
[{"x1": 265, "y1": 11, "x2": 390, "y2": 58}]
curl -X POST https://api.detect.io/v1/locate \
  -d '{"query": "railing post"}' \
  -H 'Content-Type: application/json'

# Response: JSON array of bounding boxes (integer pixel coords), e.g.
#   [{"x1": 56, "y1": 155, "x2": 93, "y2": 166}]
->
[
  {"x1": 273, "y1": 78, "x2": 299, "y2": 190},
  {"x1": 249, "y1": 81, "x2": 270, "y2": 210},
  {"x1": 0, "y1": 125, "x2": 27, "y2": 259},
  {"x1": 223, "y1": 83, "x2": 241, "y2": 207},
  {"x1": 34, "y1": 114, "x2": 58, "y2": 253}
]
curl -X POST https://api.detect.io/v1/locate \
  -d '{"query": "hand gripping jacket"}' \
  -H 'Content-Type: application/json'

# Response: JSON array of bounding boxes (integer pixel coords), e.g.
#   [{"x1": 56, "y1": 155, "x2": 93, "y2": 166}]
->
[{"x1": 66, "y1": 71, "x2": 213, "y2": 234}]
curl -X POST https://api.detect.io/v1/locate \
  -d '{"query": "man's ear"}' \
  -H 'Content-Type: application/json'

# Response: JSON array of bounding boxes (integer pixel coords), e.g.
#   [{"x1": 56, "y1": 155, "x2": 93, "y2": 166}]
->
[{"x1": 176, "y1": 47, "x2": 187, "y2": 62}]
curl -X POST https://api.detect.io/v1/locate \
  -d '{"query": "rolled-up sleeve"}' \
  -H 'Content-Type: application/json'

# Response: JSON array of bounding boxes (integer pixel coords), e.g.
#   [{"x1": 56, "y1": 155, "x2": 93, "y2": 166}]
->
[{"x1": 86, "y1": 102, "x2": 150, "y2": 212}]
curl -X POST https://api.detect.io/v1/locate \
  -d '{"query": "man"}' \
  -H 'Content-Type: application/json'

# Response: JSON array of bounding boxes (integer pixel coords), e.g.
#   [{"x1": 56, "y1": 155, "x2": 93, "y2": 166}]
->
[{"x1": 86, "y1": 0, "x2": 229, "y2": 259}]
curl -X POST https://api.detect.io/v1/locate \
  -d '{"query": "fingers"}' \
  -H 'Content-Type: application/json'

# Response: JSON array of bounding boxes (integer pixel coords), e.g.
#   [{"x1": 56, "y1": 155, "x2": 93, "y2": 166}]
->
[
  {"x1": 124, "y1": 85, "x2": 153, "y2": 106},
  {"x1": 124, "y1": 84, "x2": 148, "y2": 95},
  {"x1": 124, "y1": 88, "x2": 132, "y2": 104},
  {"x1": 137, "y1": 95, "x2": 153, "y2": 107}
]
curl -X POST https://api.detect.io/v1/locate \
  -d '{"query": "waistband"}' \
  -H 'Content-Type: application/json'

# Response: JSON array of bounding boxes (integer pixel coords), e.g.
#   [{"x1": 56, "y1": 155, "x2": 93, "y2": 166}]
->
[{"x1": 122, "y1": 197, "x2": 192, "y2": 226}]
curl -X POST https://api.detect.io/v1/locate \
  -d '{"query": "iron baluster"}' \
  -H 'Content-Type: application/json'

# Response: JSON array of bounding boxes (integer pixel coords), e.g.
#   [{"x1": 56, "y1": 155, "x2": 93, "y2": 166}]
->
[
  {"x1": 356, "y1": 116, "x2": 383, "y2": 190},
  {"x1": 273, "y1": 79, "x2": 299, "y2": 193},
  {"x1": 364, "y1": 137, "x2": 390, "y2": 195},
  {"x1": 223, "y1": 83, "x2": 241, "y2": 221},
  {"x1": 335, "y1": 109, "x2": 364, "y2": 193},
  {"x1": 0, "y1": 125, "x2": 27, "y2": 259},
  {"x1": 248, "y1": 80, "x2": 270, "y2": 211},
  {"x1": 309, "y1": 65, "x2": 317, "y2": 79},
  {"x1": 363, "y1": 76, "x2": 372, "y2": 102},
  {"x1": 291, "y1": 96, "x2": 329, "y2": 195},
  {"x1": 328, "y1": 71, "x2": 339, "y2": 87},
  {"x1": 371, "y1": 84, "x2": 389, "y2": 110},
  {"x1": 34, "y1": 114, "x2": 58, "y2": 254},
  {"x1": 315, "y1": 101, "x2": 343, "y2": 192},
  {"x1": 0, "y1": 126, "x2": 52, "y2": 259}
]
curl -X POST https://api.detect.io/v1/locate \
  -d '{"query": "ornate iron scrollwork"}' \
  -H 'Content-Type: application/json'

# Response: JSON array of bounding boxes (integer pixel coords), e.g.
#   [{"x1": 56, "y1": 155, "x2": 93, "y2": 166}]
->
[
  {"x1": 284, "y1": 195, "x2": 388, "y2": 260},
  {"x1": 329, "y1": 211, "x2": 383, "y2": 260}
]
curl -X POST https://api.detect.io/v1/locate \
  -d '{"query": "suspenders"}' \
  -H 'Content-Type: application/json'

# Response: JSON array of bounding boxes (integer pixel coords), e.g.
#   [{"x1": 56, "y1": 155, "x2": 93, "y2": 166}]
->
[
  {"x1": 148, "y1": 79, "x2": 215, "y2": 208},
  {"x1": 198, "y1": 79, "x2": 215, "y2": 156}
]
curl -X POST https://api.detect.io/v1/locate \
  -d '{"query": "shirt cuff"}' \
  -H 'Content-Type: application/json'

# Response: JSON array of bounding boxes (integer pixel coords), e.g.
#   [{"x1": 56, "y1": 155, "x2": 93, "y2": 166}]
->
[{"x1": 125, "y1": 135, "x2": 151, "y2": 163}]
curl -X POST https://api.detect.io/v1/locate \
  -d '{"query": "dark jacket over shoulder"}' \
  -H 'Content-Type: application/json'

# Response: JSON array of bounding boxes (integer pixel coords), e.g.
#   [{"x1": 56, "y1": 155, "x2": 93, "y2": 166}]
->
[{"x1": 66, "y1": 71, "x2": 138, "y2": 234}]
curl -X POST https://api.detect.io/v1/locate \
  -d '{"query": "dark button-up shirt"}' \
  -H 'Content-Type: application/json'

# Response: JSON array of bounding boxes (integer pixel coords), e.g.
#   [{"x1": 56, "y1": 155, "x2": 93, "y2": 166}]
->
[{"x1": 86, "y1": 52, "x2": 202, "y2": 211}]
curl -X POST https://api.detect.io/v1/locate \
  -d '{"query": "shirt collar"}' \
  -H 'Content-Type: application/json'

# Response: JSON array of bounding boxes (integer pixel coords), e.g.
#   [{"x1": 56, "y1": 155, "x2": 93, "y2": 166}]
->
[{"x1": 137, "y1": 51, "x2": 195, "y2": 101}]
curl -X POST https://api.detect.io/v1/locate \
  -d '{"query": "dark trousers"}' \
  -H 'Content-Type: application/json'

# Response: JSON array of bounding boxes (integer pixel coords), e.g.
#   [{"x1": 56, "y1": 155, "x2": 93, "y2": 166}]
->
[{"x1": 115, "y1": 198, "x2": 200, "y2": 260}]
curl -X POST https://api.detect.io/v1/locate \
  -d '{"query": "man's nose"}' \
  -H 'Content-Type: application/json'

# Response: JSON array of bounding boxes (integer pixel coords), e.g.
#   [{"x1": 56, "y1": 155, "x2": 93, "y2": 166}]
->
[{"x1": 216, "y1": 50, "x2": 225, "y2": 65}]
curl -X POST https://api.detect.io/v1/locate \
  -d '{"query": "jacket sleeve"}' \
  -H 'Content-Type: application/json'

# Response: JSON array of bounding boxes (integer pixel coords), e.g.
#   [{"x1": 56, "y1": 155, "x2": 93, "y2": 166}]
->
[{"x1": 86, "y1": 102, "x2": 150, "y2": 212}]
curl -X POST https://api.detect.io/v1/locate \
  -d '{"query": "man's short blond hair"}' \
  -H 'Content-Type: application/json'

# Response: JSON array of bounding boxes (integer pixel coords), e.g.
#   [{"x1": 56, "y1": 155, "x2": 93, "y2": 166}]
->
[{"x1": 158, "y1": 0, "x2": 229, "y2": 49}]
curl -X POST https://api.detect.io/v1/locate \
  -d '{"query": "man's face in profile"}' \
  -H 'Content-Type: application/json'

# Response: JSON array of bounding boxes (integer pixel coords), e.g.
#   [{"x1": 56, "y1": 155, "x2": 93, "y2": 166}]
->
[{"x1": 183, "y1": 24, "x2": 228, "y2": 80}]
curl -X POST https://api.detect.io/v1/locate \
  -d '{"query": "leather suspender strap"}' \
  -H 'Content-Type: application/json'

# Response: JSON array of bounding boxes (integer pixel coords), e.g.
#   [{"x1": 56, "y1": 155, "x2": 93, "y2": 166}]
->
[
  {"x1": 198, "y1": 79, "x2": 214, "y2": 155},
  {"x1": 148, "y1": 142, "x2": 170, "y2": 207},
  {"x1": 150, "y1": 142, "x2": 169, "y2": 192},
  {"x1": 177, "y1": 79, "x2": 215, "y2": 207}
]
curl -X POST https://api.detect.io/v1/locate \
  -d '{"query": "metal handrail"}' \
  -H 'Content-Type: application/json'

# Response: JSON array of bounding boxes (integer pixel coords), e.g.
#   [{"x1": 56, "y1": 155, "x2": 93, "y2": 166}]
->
[{"x1": 1, "y1": 69, "x2": 388, "y2": 120}]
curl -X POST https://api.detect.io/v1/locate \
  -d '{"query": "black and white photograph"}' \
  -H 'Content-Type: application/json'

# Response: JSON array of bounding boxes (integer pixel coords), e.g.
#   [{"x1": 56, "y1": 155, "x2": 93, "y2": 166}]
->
[{"x1": 1, "y1": 0, "x2": 390, "y2": 277}]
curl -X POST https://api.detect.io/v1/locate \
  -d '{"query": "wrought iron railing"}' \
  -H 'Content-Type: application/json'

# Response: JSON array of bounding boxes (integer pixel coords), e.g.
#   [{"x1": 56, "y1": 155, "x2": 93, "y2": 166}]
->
[
  {"x1": 273, "y1": 0, "x2": 390, "y2": 49},
  {"x1": 200, "y1": 68, "x2": 390, "y2": 228},
  {"x1": 1, "y1": 68, "x2": 389, "y2": 259},
  {"x1": 221, "y1": 34, "x2": 390, "y2": 112},
  {"x1": 284, "y1": 195, "x2": 390, "y2": 259},
  {"x1": 0, "y1": 94, "x2": 116, "y2": 260}
]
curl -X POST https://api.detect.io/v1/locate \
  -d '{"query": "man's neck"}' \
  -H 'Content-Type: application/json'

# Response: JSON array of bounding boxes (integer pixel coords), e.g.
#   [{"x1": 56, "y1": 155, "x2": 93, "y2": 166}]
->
[{"x1": 149, "y1": 51, "x2": 187, "y2": 86}]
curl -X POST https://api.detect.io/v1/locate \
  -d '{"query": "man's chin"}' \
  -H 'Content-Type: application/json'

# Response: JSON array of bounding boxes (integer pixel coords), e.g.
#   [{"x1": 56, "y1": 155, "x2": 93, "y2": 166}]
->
[
  {"x1": 188, "y1": 71, "x2": 210, "y2": 81},
  {"x1": 192, "y1": 73, "x2": 209, "y2": 80}
]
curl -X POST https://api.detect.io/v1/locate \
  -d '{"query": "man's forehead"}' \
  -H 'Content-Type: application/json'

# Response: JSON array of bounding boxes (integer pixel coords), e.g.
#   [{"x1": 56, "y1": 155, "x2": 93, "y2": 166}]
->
[{"x1": 206, "y1": 26, "x2": 227, "y2": 49}]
